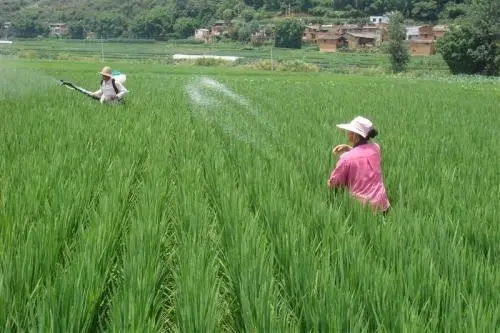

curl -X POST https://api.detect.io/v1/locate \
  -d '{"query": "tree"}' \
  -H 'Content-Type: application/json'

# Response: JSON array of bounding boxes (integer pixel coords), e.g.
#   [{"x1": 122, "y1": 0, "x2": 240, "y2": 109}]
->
[
  {"x1": 174, "y1": 17, "x2": 198, "y2": 38},
  {"x1": 95, "y1": 12, "x2": 128, "y2": 38},
  {"x1": 11, "y1": 10, "x2": 48, "y2": 38},
  {"x1": 274, "y1": 19, "x2": 303, "y2": 49},
  {"x1": 411, "y1": 0, "x2": 438, "y2": 20},
  {"x1": 263, "y1": 0, "x2": 280, "y2": 10},
  {"x1": 130, "y1": 8, "x2": 174, "y2": 40},
  {"x1": 182, "y1": 0, "x2": 217, "y2": 26},
  {"x1": 222, "y1": 9, "x2": 234, "y2": 22},
  {"x1": 240, "y1": 8, "x2": 256, "y2": 22},
  {"x1": 243, "y1": 0, "x2": 264, "y2": 9},
  {"x1": 438, "y1": 0, "x2": 499, "y2": 75},
  {"x1": 68, "y1": 21, "x2": 85, "y2": 39},
  {"x1": 387, "y1": 11, "x2": 409, "y2": 73},
  {"x1": 439, "y1": 3, "x2": 467, "y2": 20},
  {"x1": 237, "y1": 21, "x2": 259, "y2": 42}
]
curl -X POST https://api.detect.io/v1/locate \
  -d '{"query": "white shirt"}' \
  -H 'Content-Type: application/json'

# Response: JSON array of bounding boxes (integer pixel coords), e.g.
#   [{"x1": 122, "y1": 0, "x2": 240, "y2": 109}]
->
[{"x1": 93, "y1": 79, "x2": 128, "y2": 103}]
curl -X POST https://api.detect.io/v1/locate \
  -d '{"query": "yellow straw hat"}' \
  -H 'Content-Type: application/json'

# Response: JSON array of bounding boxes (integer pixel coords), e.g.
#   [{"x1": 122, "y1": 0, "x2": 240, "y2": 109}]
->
[{"x1": 99, "y1": 66, "x2": 112, "y2": 77}]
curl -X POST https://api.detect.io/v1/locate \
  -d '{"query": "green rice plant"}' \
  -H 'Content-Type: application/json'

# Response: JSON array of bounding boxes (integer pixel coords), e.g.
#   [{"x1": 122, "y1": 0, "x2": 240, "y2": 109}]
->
[
  {"x1": 198, "y1": 138, "x2": 292, "y2": 331},
  {"x1": 0, "y1": 57, "x2": 498, "y2": 332}
]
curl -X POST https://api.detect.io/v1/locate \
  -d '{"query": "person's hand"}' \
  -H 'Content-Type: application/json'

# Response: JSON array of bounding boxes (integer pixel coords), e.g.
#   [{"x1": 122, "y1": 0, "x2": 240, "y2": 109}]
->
[{"x1": 332, "y1": 144, "x2": 352, "y2": 156}]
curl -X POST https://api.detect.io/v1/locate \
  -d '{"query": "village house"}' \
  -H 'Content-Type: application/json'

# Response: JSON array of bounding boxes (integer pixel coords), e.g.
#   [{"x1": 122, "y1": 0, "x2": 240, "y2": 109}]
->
[
  {"x1": 337, "y1": 24, "x2": 358, "y2": 34},
  {"x1": 406, "y1": 25, "x2": 433, "y2": 40},
  {"x1": 432, "y1": 25, "x2": 448, "y2": 40},
  {"x1": 316, "y1": 32, "x2": 347, "y2": 52},
  {"x1": 406, "y1": 25, "x2": 436, "y2": 56},
  {"x1": 303, "y1": 24, "x2": 340, "y2": 43},
  {"x1": 409, "y1": 39, "x2": 435, "y2": 56},
  {"x1": 0, "y1": 22, "x2": 8, "y2": 40},
  {"x1": 86, "y1": 31, "x2": 97, "y2": 40},
  {"x1": 49, "y1": 23, "x2": 68, "y2": 37},
  {"x1": 195, "y1": 28, "x2": 210, "y2": 43},
  {"x1": 369, "y1": 15, "x2": 389, "y2": 24},
  {"x1": 336, "y1": 24, "x2": 387, "y2": 45},
  {"x1": 304, "y1": 23, "x2": 387, "y2": 46},
  {"x1": 346, "y1": 32, "x2": 377, "y2": 49},
  {"x1": 303, "y1": 22, "x2": 388, "y2": 52},
  {"x1": 251, "y1": 30, "x2": 273, "y2": 45},
  {"x1": 357, "y1": 24, "x2": 387, "y2": 44},
  {"x1": 303, "y1": 25, "x2": 320, "y2": 43},
  {"x1": 193, "y1": 20, "x2": 232, "y2": 43},
  {"x1": 210, "y1": 20, "x2": 230, "y2": 37}
]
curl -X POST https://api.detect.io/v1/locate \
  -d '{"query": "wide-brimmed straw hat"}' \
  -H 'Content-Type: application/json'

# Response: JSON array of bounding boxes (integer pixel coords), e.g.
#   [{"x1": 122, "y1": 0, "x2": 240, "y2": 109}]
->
[
  {"x1": 99, "y1": 66, "x2": 112, "y2": 77},
  {"x1": 336, "y1": 116, "x2": 373, "y2": 138}
]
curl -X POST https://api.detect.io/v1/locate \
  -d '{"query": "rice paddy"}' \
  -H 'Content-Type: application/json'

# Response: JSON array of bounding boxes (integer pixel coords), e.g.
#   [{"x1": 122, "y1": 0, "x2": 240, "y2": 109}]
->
[{"x1": 0, "y1": 58, "x2": 499, "y2": 332}]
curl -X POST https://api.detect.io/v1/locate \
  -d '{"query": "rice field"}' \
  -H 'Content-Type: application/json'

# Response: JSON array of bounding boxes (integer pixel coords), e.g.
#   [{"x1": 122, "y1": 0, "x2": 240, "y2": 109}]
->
[
  {"x1": 0, "y1": 39, "x2": 448, "y2": 74},
  {"x1": 0, "y1": 59, "x2": 499, "y2": 332}
]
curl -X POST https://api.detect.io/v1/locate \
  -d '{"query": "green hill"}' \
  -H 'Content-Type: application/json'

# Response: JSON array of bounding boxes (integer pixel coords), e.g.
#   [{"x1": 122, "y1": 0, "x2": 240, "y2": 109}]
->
[{"x1": 1, "y1": 0, "x2": 469, "y2": 39}]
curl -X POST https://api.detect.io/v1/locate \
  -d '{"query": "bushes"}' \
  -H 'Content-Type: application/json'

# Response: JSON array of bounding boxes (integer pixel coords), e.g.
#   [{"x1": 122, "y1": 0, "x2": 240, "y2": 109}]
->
[
  {"x1": 94, "y1": 12, "x2": 129, "y2": 38},
  {"x1": 240, "y1": 8, "x2": 257, "y2": 22},
  {"x1": 67, "y1": 22, "x2": 86, "y2": 40},
  {"x1": 237, "y1": 21, "x2": 260, "y2": 42},
  {"x1": 174, "y1": 17, "x2": 198, "y2": 39},
  {"x1": 11, "y1": 10, "x2": 48, "y2": 38},
  {"x1": 437, "y1": 0, "x2": 499, "y2": 76},
  {"x1": 274, "y1": 19, "x2": 303, "y2": 49},
  {"x1": 246, "y1": 59, "x2": 319, "y2": 72},
  {"x1": 129, "y1": 8, "x2": 174, "y2": 40},
  {"x1": 438, "y1": 24, "x2": 499, "y2": 75}
]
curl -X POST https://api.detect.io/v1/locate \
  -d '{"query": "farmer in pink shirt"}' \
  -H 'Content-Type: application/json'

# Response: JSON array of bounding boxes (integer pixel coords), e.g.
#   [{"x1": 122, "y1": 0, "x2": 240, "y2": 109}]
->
[{"x1": 328, "y1": 116, "x2": 390, "y2": 213}]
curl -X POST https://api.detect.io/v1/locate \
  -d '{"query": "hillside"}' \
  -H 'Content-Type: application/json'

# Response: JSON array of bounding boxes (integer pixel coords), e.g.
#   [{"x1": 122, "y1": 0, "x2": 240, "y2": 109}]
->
[{"x1": 2, "y1": 0, "x2": 467, "y2": 36}]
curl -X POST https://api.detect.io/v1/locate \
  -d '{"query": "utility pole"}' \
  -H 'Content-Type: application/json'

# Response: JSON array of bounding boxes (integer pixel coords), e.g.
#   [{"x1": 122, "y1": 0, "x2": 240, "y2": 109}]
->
[
  {"x1": 101, "y1": 35, "x2": 104, "y2": 63},
  {"x1": 271, "y1": 44, "x2": 273, "y2": 71},
  {"x1": 271, "y1": 32, "x2": 275, "y2": 71},
  {"x1": 1, "y1": 23, "x2": 8, "y2": 40}
]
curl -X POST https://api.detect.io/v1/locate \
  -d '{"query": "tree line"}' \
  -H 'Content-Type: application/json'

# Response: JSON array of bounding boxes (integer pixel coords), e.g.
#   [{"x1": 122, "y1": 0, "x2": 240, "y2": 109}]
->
[
  {"x1": 0, "y1": 0, "x2": 490, "y2": 40},
  {"x1": 387, "y1": 0, "x2": 498, "y2": 76}
]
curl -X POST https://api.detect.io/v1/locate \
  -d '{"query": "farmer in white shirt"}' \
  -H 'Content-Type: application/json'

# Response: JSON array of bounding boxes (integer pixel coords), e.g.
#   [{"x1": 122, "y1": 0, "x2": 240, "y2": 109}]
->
[{"x1": 91, "y1": 66, "x2": 128, "y2": 104}]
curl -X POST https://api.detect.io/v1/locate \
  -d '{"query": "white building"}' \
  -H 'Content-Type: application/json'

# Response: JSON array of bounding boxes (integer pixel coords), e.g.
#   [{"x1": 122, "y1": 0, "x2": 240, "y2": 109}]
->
[
  {"x1": 369, "y1": 16, "x2": 389, "y2": 24},
  {"x1": 1, "y1": 22, "x2": 11, "y2": 40},
  {"x1": 406, "y1": 26, "x2": 420, "y2": 40},
  {"x1": 406, "y1": 25, "x2": 433, "y2": 40},
  {"x1": 49, "y1": 23, "x2": 68, "y2": 37},
  {"x1": 194, "y1": 28, "x2": 210, "y2": 42}
]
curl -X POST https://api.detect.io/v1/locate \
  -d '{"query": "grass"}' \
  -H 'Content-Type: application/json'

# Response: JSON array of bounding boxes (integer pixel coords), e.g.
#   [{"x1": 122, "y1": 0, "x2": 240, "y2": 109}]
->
[{"x1": 0, "y1": 57, "x2": 499, "y2": 331}]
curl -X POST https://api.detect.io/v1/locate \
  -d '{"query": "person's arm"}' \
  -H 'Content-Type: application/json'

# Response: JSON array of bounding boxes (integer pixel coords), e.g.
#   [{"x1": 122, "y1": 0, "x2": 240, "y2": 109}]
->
[
  {"x1": 332, "y1": 144, "x2": 352, "y2": 156},
  {"x1": 115, "y1": 82, "x2": 128, "y2": 99},
  {"x1": 328, "y1": 158, "x2": 349, "y2": 188},
  {"x1": 92, "y1": 86, "x2": 103, "y2": 98}
]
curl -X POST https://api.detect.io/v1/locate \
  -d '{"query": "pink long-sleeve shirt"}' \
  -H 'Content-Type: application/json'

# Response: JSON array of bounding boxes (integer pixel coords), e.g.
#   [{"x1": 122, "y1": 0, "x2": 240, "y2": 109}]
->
[{"x1": 328, "y1": 142, "x2": 390, "y2": 212}]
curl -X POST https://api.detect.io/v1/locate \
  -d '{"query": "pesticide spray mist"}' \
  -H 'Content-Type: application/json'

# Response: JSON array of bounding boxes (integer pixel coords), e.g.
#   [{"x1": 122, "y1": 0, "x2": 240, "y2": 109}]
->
[
  {"x1": 0, "y1": 67, "x2": 59, "y2": 100},
  {"x1": 185, "y1": 77, "x2": 277, "y2": 152}
]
